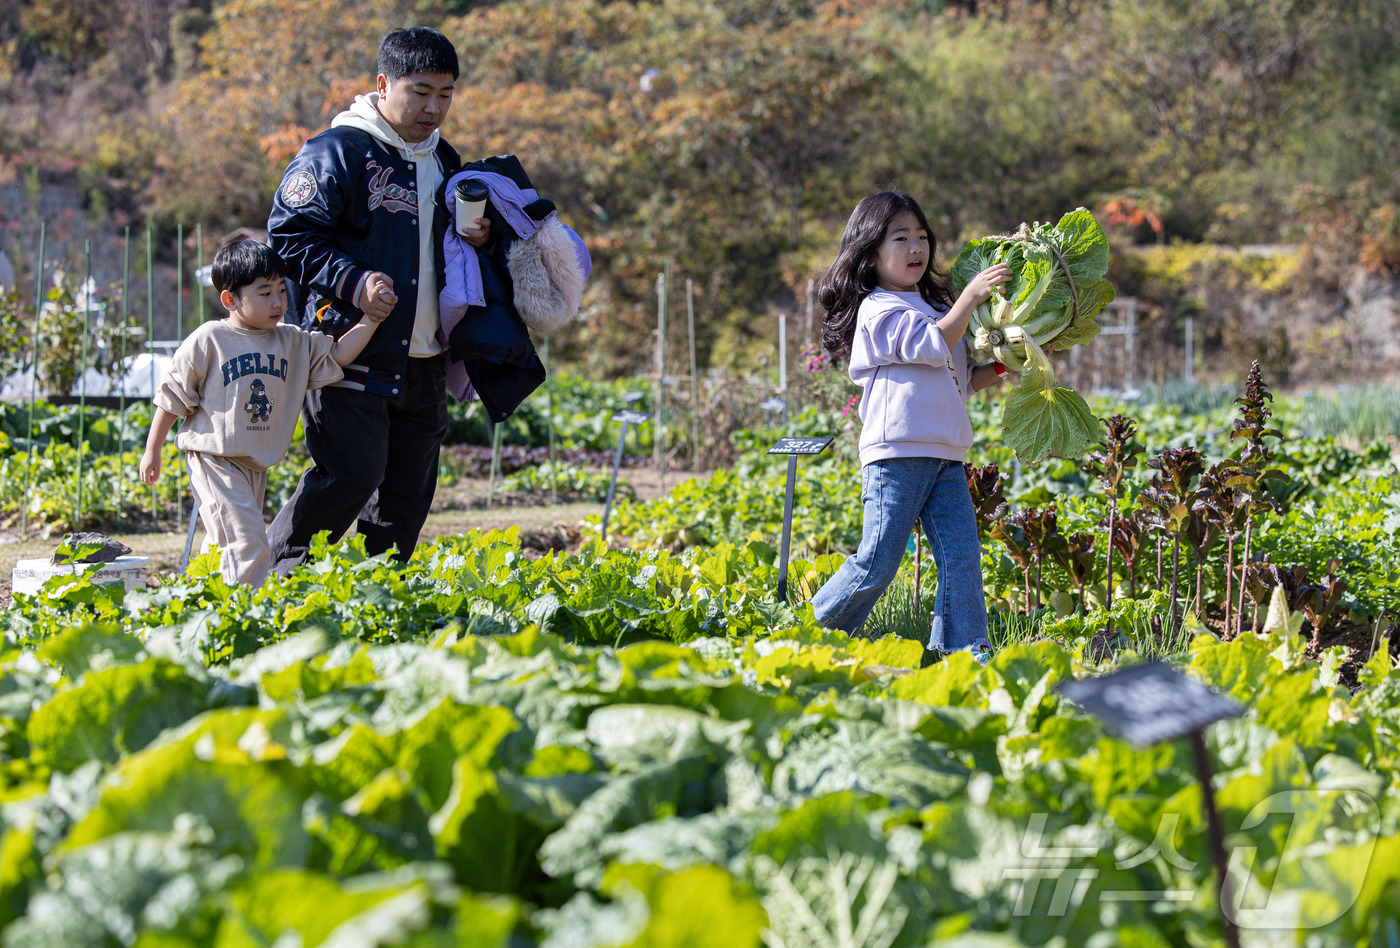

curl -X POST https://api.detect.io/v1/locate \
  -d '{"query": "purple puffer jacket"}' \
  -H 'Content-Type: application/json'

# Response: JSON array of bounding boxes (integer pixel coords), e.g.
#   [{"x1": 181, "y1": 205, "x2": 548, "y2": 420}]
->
[{"x1": 439, "y1": 170, "x2": 591, "y2": 402}]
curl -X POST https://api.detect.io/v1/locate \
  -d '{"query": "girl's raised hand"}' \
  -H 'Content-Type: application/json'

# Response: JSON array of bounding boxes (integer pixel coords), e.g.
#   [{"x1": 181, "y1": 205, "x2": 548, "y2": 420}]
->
[{"x1": 962, "y1": 263, "x2": 1011, "y2": 303}]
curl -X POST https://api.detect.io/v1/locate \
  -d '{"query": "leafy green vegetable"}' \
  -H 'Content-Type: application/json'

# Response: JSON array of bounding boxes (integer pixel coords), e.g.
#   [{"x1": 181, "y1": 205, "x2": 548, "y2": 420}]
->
[
  {"x1": 0, "y1": 461, "x2": 1397, "y2": 947},
  {"x1": 952, "y1": 208, "x2": 1115, "y2": 463}
]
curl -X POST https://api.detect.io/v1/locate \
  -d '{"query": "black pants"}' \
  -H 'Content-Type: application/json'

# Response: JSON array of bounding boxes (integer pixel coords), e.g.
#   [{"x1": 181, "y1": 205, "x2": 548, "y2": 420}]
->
[{"x1": 268, "y1": 355, "x2": 449, "y2": 574}]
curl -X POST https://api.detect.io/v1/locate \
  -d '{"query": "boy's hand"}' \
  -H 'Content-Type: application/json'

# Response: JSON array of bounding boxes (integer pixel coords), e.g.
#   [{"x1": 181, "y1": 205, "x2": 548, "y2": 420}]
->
[
  {"x1": 139, "y1": 448, "x2": 161, "y2": 485},
  {"x1": 361, "y1": 273, "x2": 397, "y2": 320},
  {"x1": 962, "y1": 264, "x2": 1011, "y2": 304},
  {"x1": 461, "y1": 217, "x2": 491, "y2": 249}
]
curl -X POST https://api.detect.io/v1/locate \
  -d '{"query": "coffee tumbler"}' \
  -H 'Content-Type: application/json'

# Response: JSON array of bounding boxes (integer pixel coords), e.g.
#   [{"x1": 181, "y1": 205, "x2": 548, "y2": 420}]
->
[{"x1": 454, "y1": 180, "x2": 489, "y2": 235}]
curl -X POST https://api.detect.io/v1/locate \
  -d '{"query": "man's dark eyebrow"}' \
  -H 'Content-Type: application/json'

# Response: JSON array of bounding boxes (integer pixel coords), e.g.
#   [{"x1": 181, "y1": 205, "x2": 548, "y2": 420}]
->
[{"x1": 412, "y1": 80, "x2": 455, "y2": 91}]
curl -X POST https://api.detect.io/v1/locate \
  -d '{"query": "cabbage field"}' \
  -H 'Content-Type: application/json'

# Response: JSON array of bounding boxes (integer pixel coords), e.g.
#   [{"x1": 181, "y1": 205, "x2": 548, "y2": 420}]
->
[{"x1": 1, "y1": 370, "x2": 1398, "y2": 946}]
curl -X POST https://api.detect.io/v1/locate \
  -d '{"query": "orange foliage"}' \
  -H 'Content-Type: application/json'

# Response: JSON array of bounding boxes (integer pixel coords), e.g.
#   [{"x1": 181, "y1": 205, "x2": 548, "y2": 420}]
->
[
  {"x1": 1098, "y1": 195, "x2": 1164, "y2": 236},
  {"x1": 155, "y1": 0, "x2": 407, "y2": 226},
  {"x1": 258, "y1": 125, "x2": 314, "y2": 166},
  {"x1": 1294, "y1": 178, "x2": 1400, "y2": 279}
]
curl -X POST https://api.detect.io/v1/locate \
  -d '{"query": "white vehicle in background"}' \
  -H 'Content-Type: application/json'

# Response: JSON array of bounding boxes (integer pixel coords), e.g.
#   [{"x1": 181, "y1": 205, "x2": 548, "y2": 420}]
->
[
  {"x1": 89, "y1": 343, "x2": 180, "y2": 398},
  {"x1": 0, "y1": 343, "x2": 179, "y2": 400}
]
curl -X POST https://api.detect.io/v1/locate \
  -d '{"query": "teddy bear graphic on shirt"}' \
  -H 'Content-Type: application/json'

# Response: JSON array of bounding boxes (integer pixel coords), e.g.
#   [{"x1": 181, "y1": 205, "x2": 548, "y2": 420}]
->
[{"x1": 243, "y1": 379, "x2": 273, "y2": 424}]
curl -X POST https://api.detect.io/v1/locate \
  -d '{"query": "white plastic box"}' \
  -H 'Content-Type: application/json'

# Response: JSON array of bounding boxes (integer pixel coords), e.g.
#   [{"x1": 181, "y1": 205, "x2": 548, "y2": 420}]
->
[{"x1": 10, "y1": 556, "x2": 150, "y2": 598}]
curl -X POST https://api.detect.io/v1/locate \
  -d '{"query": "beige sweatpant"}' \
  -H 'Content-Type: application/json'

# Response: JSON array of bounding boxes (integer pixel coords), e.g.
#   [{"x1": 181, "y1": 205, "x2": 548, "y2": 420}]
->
[{"x1": 185, "y1": 451, "x2": 271, "y2": 588}]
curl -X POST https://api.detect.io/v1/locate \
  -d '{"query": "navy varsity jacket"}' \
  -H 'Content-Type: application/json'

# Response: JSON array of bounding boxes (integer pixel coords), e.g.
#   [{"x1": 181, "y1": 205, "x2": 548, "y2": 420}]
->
[{"x1": 267, "y1": 126, "x2": 461, "y2": 398}]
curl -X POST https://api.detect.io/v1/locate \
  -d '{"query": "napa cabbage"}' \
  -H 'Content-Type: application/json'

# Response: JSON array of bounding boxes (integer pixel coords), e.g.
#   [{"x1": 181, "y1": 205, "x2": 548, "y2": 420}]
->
[{"x1": 952, "y1": 208, "x2": 1114, "y2": 463}]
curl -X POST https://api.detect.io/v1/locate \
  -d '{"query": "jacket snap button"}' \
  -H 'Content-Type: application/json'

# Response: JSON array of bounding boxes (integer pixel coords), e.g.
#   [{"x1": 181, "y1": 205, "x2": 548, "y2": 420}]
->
[
  {"x1": 395, "y1": 374, "x2": 402, "y2": 380},
  {"x1": 400, "y1": 339, "x2": 409, "y2": 346},
  {"x1": 392, "y1": 388, "x2": 399, "y2": 395}
]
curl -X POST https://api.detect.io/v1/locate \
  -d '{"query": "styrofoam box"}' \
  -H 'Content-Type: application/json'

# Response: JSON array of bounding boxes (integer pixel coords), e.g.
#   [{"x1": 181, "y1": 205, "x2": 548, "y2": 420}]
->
[{"x1": 11, "y1": 556, "x2": 150, "y2": 598}]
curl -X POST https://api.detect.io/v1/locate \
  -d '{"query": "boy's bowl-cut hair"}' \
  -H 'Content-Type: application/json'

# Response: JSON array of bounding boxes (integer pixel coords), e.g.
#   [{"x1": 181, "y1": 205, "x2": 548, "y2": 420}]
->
[
  {"x1": 212, "y1": 240, "x2": 285, "y2": 295},
  {"x1": 378, "y1": 27, "x2": 459, "y2": 81}
]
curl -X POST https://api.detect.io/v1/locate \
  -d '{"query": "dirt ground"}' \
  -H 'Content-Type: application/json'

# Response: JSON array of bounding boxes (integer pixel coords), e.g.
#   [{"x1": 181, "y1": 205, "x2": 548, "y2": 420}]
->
[{"x1": 0, "y1": 466, "x2": 709, "y2": 608}]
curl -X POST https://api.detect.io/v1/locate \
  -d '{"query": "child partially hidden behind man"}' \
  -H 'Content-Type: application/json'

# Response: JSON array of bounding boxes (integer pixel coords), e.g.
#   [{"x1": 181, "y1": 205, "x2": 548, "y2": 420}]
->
[{"x1": 139, "y1": 240, "x2": 387, "y2": 586}]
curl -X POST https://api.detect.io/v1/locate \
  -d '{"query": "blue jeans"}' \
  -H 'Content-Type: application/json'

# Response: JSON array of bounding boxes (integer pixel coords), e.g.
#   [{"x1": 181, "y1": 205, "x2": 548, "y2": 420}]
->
[{"x1": 810, "y1": 457, "x2": 988, "y2": 650}]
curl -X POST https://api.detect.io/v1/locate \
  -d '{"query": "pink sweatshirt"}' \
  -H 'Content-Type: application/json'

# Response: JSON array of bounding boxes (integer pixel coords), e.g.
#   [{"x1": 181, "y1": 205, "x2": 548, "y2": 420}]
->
[{"x1": 849, "y1": 290, "x2": 978, "y2": 466}]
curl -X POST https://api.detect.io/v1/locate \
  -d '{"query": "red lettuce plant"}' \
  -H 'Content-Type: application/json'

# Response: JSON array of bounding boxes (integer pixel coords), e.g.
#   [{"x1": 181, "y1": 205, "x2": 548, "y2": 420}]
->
[
  {"x1": 1140, "y1": 446, "x2": 1205, "y2": 635},
  {"x1": 964, "y1": 462, "x2": 1009, "y2": 539},
  {"x1": 992, "y1": 505, "x2": 1064, "y2": 612},
  {"x1": 1225, "y1": 361, "x2": 1286, "y2": 637},
  {"x1": 1084, "y1": 413, "x2": 1143, "y2": 632}
]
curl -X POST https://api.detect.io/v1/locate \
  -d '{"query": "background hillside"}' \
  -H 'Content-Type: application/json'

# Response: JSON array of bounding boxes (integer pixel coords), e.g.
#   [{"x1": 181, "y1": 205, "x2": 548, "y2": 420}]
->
[{"x1": 2, "y1": 0, "x2": 1398, "y2": 389}]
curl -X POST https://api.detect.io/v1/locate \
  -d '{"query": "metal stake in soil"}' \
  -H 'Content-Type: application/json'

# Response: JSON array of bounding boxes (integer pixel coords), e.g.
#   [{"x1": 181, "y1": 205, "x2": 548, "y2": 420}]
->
[
  {"x1": 1190, "y1": 729, "x2": 1242, "y2": 948},
  {"x1": 768, "y1": 436, "x2": 834, "y2": 602},
  {"x1": 118, "y1": 226, "x2": 131, "y2": 526},
  {"x1": 686, "y1": 278, "x2": 699, "y2": 469},
  {"x1": 601, "y1": 409, "x2": 649, "y2": 542},
  {"x1": 487, "y1": 419, "x2": 504, "y2": 507},
  {"x1": 777, "y1": 312, "x2": 787, "y2": 425},
  {"x1": 147, "y1": 226, "x2": 156, "y2": 526},
  {"x1": 544, "y1": 337, "x2": 557, "y2": 505},
  {"x1": 654, "y1": 263, "x2": 668, "y2": 493},
  {"x1": 76, "y1": 239, "x2": 92, "y2": 525}
]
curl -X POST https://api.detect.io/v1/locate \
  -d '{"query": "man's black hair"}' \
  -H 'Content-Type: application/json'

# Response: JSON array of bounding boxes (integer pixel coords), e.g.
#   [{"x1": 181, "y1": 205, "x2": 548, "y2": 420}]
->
[
  {"x1": 212, "y1": 240, "x2": 285, "y2": 296},
  {"x1": 378, "y1": 27, "x2": 459, "y2": 81}
]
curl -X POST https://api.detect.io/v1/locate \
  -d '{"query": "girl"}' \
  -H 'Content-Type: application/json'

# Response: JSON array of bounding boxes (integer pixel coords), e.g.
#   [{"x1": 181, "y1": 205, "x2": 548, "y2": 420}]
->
[{"x1": 810, "y1": 192, "x2": 1010, "y2": 661}]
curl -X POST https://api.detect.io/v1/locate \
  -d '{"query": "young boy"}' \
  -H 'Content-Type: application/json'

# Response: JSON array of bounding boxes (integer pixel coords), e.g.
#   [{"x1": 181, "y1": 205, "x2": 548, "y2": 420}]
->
[{"x1": 139, "y1": 240, "x2": 387, "y2": 587}]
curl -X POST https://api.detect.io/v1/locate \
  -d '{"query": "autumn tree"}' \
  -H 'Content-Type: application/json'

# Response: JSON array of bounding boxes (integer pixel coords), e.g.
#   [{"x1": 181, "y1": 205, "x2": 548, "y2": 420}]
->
[
  {"x1": 1056, "y1": 0, "x2": 1332, "y2": 237},
  {"x1": 441, "y1": 0, "x2": 886, "y2": 373},
  {"x1": 868, "y1": 9, "x2": 1135, "y2": 241},
  {"x1": 155, "y1": 0, "x2": 412, "y2": 226},
  {"x1": 18, "y1": 0, "x2": 201, "y2": 80}
]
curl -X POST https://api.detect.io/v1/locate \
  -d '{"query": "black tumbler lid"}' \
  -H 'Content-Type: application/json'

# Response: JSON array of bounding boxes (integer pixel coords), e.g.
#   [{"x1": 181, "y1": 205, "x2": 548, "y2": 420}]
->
[{"x1": 455, "y1": 179, "x2": 489, "y2": 201}]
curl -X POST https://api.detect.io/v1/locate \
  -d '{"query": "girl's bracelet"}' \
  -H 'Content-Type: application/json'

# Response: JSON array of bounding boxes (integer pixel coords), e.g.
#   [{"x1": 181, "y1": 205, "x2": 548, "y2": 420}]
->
[{"x1": 993, "y1": 363, "x2": 1008, "y2": 376}]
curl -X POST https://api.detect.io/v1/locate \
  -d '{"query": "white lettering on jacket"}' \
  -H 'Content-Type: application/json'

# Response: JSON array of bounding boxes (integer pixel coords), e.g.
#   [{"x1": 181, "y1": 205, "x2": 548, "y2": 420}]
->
[{"x1": 366, "y1": 162, "x2": 417, "y2": 215}]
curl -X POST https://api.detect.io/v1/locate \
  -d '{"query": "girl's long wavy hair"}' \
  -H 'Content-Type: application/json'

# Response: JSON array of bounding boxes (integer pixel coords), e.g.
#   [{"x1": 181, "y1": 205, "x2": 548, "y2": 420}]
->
[{"x1": 819, "y1": 192, "x2": 955, "y2": 356}]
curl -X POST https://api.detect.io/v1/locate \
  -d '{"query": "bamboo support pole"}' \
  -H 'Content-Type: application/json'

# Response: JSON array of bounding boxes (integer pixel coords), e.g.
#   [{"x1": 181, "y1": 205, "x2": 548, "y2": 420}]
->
[{"x1": 22, "y1": 223, "x2": 46, "y2": 539}]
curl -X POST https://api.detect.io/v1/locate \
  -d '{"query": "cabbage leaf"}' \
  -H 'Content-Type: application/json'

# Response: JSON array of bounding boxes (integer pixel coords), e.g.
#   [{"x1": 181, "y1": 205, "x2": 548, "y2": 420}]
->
[{"x1": 952, "y1": 208, "x2": 1114, "y2": 463}]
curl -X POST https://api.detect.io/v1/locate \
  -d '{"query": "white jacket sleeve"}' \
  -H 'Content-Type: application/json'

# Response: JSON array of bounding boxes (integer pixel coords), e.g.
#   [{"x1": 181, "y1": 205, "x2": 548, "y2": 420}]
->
[{"x1": 860, "y1": 305, "x2": 951, "y2": 368}]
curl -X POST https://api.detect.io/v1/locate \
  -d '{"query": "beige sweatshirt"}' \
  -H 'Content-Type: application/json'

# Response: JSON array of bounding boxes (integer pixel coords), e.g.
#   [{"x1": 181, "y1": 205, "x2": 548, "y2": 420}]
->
[{"x1": 156, "y1": 320, "x2": 342, "y2": 471}]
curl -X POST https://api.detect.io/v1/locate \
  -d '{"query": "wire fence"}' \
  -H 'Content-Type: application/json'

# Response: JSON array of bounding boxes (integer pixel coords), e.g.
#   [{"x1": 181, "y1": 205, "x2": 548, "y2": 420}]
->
[
  {"x1": 1, "y1": 225, "x2": 809, "y2": 539},
  {"x1": 17, "y1": 225, "x2": 1384, "y2": 542}
]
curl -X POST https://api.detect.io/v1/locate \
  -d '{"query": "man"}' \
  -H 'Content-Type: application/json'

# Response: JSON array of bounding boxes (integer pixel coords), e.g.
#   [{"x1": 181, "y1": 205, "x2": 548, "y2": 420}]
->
[{"x1": 266, "y1": 26, "x2": 489, "y2": 571}]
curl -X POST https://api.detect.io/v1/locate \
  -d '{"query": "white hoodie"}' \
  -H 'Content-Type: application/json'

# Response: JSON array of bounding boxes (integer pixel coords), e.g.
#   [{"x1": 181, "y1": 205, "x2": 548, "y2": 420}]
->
[
  {"x1": 331, "y1": 93, "x2": 443, "y2": 358},
  {"x1": 849, "y1": 289, "x2": 978, "y2": 466}
]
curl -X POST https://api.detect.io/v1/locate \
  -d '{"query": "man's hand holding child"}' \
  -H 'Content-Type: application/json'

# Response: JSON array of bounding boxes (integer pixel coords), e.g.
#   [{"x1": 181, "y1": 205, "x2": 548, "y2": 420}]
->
[{"x1": 359, "y1": 273, "x2": 398, "y2": 320}]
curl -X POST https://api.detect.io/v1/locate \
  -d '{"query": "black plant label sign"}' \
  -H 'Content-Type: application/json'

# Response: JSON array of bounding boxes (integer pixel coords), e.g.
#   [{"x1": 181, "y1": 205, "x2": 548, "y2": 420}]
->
[
  {"x1": 1056, "y1": 661, "x2": 1244, "y2": 746},
  {"x1": 767, "y1": 437, "x2": 834, "y2": 456}
]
